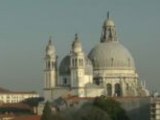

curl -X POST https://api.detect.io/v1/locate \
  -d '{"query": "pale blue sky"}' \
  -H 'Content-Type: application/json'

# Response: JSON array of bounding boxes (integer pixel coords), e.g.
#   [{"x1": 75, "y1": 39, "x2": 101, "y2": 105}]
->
[{"x1": 0, "y1": 0, "x2": 160, "y2": 94}]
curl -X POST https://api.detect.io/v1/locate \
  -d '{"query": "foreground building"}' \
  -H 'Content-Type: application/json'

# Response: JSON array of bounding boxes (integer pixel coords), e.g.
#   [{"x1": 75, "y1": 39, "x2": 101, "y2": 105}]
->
[
  {"x1": 0, "y1": 87, "x2": 39, "y2": 104},
  {"x1": 150, "y1": 96, "x2": 160, "y2": 120},
  {"x1": 43, "y1": 14, "x2": 149, "y2": 101}
]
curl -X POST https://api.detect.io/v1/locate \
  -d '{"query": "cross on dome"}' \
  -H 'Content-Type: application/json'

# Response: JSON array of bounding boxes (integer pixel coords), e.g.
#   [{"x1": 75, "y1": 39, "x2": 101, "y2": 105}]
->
[
  {"x1": 48, "y1": 35, "x2": 52, "y2": 45},
  {"x1": 75, "y1": 33, "x2": 78, "y2": 40},
  {"x1": 107, "y1": 11, "x2": 110, "y2": 20}
]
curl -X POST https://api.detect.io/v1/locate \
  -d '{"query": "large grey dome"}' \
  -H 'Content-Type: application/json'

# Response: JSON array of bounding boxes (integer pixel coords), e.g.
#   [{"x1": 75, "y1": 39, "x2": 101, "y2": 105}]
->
[{"x1": 88, "y1": 41, "x2": 135, "y2": 70}]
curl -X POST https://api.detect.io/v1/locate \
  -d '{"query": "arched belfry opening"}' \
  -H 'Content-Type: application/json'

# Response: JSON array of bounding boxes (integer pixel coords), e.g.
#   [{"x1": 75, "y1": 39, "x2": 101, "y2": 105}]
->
[
  {"x1": 107, "y1": 83, "x2": 112, "y2": 96},
  {"x1": 115, "y1": 83, "x2": 121, "y2": 96}
]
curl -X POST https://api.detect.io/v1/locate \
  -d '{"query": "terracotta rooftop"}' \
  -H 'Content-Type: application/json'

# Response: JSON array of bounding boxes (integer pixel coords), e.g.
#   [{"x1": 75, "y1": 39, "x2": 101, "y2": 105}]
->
[
  {"x1": 0, "y1": 103, "x2": 32, "y2": 110},
  {"x1": 12, "y1": 115, "x2": 41, "y2": 120}
]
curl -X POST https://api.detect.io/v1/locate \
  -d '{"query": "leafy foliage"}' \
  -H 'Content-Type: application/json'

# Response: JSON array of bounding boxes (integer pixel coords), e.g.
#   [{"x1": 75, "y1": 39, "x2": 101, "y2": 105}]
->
[
  {"x1": 93, "y1": 96, "x2": 130, "y2": 120},
  {"x1": 75, "y1": 103, "x2": 111, "y2": 120},
  {"x1": 21, "y1": 97, "x2": 44, "y2": 107},
  {"x1": 41, "y1": 101, "x2": 53, "y2": 120},
  {"x1": 41, "y1": 96, "x2": 130, "y2": 120},
  {"x1": 52, "y1": 113, "x2": 65, "y2": 120}
]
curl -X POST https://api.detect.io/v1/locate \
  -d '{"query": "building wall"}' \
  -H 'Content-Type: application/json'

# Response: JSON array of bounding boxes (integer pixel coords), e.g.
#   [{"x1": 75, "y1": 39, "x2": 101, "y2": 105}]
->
[
  {"x1": 0, "y1": 93, "x2": 39, "y2": 103},
  {"x1": 85, "y1": 88, "x2": 104, "y2": 97},
  {"x1": 44, "y1": 88, "x2": 70, "y2": 101},
  {"x1": 150, "y1": 97, "x2": 160, "y2": 120}
]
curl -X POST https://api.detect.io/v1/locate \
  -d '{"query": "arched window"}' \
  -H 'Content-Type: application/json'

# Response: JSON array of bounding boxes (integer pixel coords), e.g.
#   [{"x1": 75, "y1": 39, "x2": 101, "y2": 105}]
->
[
  {"x1": 79, "y1": 59, "x2": 83, "y2": 66},
  {"x1": 126, "y1": 83, "x2": 129, "y2": 90},
  {"x1": 94, "y1": 77, "x2": 102, "y2": 86},
  {"x1": 96, "y1": 79, "x2": 100, "y2": 85},
  {"x1": 52, "y1": 62, "x2": 55, "y2": 68},
  {"x1": 94, "y1": 78, "x2": 100, "y2": 85},
  {"x1": 72, "y1": 59, "x2": 75, "y2": 67},
  {"x1": 63, "y1": 78, "x2": 67, "y2": 85},
  {"x1": 92, "y1": 58, "x2": 96, "y2": 67},
  {"x1": 111, "y1": 58, "x2": 114, "y2": 66},
  {"x1": 81, "y1": 59, "x2": 83, "y2": 66},
  {"x1": 48, "y1": 62, "x2": 50, "y2": 69},
  {"x1": 75, "y1": 58, "x2": 77, "y2": 66},
  {"x1": 115, "y1": 83, "x2": 121, "y2": 96},
  {"x1": 107, "y1": 83, "x2": 112, "y2": 96}
]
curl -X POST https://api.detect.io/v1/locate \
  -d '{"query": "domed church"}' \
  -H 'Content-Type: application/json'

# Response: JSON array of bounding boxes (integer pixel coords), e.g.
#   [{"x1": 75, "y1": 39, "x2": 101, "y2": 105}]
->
[{"x1": 43, "y1": 13, "x2": 149, "y2": 101}]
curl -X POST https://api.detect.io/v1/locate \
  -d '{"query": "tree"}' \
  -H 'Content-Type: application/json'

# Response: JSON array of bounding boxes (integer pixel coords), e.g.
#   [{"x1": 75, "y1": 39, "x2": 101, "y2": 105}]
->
[
  {"x1": 21, "y1": 97, "x2": 44, "y2": 107},
  {"x1": 41, "y1": 101, "x2": 53, "y2": 120},
  {"x1": 93, "y1": 96, "x2": 130, "y2": 120},
  {"x1": 76, "y1": 104, "x2": 111, "y2": 120}
]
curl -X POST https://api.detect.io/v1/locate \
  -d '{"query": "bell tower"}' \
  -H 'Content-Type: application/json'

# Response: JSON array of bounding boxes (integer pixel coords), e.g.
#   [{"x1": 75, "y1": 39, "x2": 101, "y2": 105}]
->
[
  {"x1": 70, "y1": 34, "x2": 86, "y2": 97},
  {"x1": 44, "y1": 36, "x2": 57, "y2": 101}
]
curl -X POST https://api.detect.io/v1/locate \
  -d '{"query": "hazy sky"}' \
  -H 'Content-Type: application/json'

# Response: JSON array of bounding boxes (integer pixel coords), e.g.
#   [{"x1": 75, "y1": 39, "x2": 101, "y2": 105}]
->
[{"x1": 0, "y1": 0, "x2": 160, "y2": 95}]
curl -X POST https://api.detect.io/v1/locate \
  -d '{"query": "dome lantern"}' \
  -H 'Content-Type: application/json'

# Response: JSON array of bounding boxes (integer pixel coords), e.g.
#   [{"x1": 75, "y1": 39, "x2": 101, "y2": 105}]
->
[{"x1": 100, "y1": 12, "x2": 118, "y2": 43}]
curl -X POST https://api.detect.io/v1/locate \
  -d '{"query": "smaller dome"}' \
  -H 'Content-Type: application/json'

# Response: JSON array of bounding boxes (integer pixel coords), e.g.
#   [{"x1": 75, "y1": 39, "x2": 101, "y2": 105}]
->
[
  {"x1": 72, "y1": 39, "x2": 81, "y2": 50},
  {"x1": 72, "y1": 34, "x2": 82, "y2": 53},
  {"x1": 103, "y1": 12, "x2": 115, "y2": 27},
  {"x1": 46, "y1": 39, "x2": 56, "y2": 56},
  {"x1": 104, "y1": 19, "x2": 115, "y2": 27}
]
